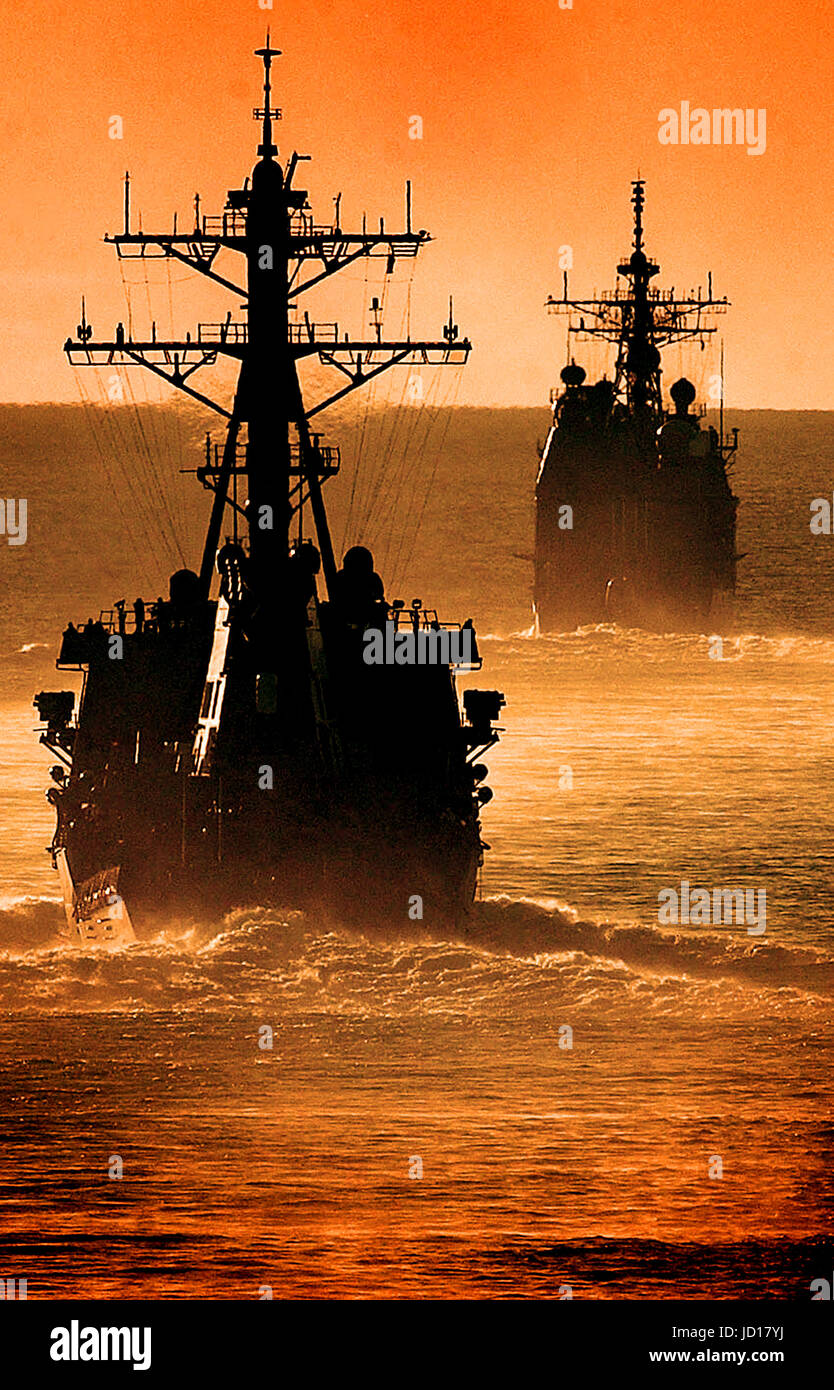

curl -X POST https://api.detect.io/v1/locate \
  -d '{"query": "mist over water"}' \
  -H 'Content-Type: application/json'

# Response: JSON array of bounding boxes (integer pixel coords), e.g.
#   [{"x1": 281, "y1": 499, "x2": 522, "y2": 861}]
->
[{"x1": 1, "y1": 405, "x2": 833, "y2": 1297}]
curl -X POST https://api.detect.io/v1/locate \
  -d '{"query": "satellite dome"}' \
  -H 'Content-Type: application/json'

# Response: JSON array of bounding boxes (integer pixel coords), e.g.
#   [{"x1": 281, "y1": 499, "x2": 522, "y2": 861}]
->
[
  {"x1": 670, "y1": 377, "x2": 697, "y2": 411},
  {"x1": 560, "y1": 362, "x2": 586, "y2": 388},
  {"x1": 343, "y1": 545, "x2": 374, "y2": 575},
  {"x1": 169, "y1": 568, "x2": 201, "y2": 605}
]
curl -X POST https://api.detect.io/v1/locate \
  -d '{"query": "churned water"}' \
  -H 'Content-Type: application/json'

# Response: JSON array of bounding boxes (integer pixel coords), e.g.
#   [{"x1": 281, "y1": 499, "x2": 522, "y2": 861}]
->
[{"x1": 0, "y1": 404, "x2": 832, "y2": 1297}]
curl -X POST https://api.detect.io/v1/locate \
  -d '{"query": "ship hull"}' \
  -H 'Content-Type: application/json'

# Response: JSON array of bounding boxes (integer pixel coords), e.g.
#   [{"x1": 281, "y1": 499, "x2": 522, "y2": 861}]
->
[
  {"x1": 534, "y1": 431, "x2": 738, "y2": 634},
  {"x1": 44, "y1": 596, "x2": 493, "y2": 940},
  {"x1": 65, "y1": 793, "x2": 482, "y2": 937}
]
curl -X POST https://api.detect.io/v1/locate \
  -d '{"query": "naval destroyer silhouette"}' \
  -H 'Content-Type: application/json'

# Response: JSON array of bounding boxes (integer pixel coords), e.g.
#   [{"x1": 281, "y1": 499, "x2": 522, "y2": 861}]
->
[
  {"x1": 34, "y1": 40, "x2": 504, "y2": 943},
  {"x1": 535, "y1": 180, "x2": 739, "y2": 633}
]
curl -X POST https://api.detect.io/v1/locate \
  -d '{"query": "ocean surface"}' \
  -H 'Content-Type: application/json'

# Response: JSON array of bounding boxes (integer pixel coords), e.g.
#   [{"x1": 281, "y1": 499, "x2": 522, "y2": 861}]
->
[{"x1": 1, "y1": 403, "x2": 833, "y2": 1298}]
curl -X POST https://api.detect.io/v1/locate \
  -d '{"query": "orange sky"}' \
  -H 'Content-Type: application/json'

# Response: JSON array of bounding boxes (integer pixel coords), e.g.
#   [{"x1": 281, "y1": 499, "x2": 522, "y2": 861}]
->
[{"x1": 1, "y1": 0, "x2": 832, "y2": 407}]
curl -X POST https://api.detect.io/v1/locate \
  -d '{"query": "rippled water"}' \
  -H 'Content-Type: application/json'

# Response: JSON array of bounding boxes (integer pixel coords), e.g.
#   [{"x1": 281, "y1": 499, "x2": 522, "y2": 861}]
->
[{"x1": 1, "y1": 406, "x2": 832, "y2": 1297}]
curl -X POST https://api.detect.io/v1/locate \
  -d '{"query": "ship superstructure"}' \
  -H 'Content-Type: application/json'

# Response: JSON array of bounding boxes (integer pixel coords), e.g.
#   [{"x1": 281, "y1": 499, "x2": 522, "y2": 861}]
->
[
  {"x1": 35, "y1": 40, "x2": 504, "y2": 942},
  {"x1": 535, "y1": 180, "x2": 739, "y2": 632}
]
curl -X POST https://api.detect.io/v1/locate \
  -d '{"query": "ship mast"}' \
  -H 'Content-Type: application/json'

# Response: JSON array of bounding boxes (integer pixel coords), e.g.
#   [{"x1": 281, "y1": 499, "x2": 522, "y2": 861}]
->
[
  {"x1": 245, "y1": 37, "x2": 292, "y2": 610},
  {"x1": 547, "y1": 179, "x2": 729, "y2": 435},
  {"x1": 617, "y1": 178, "x2": 661, "y2": 415},
  {"x1": 65, "y1": 37, "x2": 470, "y2": 611}
]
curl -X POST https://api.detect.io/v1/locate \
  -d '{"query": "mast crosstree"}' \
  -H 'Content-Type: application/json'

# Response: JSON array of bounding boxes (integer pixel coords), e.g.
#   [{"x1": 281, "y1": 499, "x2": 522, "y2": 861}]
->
[
  {"x1": 547, "y1": 179, "x2": 729, "y2": 423},
  {"x1": 65, "y1": 39, "x2": 470, "y2": 601}
]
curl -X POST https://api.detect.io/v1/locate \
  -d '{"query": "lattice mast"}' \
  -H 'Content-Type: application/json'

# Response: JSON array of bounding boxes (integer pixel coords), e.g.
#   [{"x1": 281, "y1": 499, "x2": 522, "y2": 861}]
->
[
  {"x1": 66, "y1": 37, "x2": 470, "y2": 610},
  {"x1": 546, "y1": 179, "x2": 729, "y2": 426}
]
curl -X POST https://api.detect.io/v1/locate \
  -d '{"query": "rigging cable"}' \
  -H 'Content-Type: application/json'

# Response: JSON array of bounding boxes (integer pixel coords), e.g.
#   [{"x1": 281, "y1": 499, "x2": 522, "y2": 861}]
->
[
  {"x1": 349, "y1": 262, "x2": 395, "y2": 546},
  {"x1": 341, "y1": 249, "x2": 375, "y2": 552},
  {"x1": 355, "y1": 265, "x2": 416, "y2": 544},
  {"x1": 89, "y1": 324, "x2": 176, "y2": 576},
  {"x1": 166, "y1": 254, "x2": 187, "y2": 542},
  {"x1": 72, "y1": 366, "x2": 154, "y2": 579},
  {"x1": 366, "y1": 295, "x2": 440, "y2": 568},
  {"x1": 376, "y1": 336, "x2": 440, "y2": 558},
  {"x1": 118, "y1": 257, "x2": 187, "y2": 568},
  {"x1": 391, "y1": 363, "x2": 463, "y2": 594},
  {"x1": 139, "y1": 248, "x2": 188, "y2": 548},
  {"x1": 372, "y1": 364, "x2": 439, "y2": 576}
]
